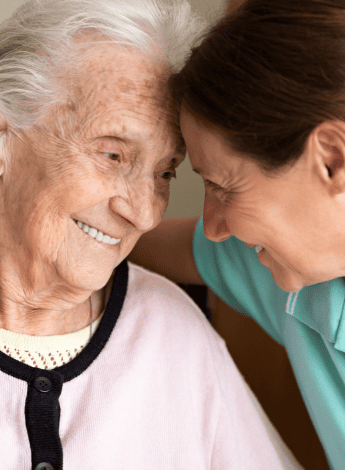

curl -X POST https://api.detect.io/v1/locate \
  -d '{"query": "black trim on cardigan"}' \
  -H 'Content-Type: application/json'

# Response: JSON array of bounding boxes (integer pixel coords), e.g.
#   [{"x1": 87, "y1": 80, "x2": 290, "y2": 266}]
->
[
  {"x1": 0, "y1": 259, "x2": 128, "y2": 382},
  {"x1": 26, "y1": 369, "x2": 64, "y2": 470},
  {"x1": 0, "y1": 259, "x2": 128, "y2": 470}
]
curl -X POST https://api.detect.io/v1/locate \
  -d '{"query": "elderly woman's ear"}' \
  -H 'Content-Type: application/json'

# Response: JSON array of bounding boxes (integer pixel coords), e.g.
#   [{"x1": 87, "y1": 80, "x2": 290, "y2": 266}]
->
[{"x1": 310, "y1": 121, "x2": 345, "y2": 195}]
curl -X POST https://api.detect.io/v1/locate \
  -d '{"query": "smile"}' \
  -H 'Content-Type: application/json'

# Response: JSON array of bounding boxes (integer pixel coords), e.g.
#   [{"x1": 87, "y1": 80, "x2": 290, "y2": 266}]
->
[
  {"x1": 245, "y1": 243, "x2": 264, "y2": 254},
  {"x1": 74, "y1": 220, "x2": 121, "y2": 246}
]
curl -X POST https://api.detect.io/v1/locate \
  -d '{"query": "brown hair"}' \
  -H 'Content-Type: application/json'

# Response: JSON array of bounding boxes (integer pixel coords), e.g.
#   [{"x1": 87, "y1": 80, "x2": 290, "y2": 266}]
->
[{"x1": 169, "y1": 0, "x2": 345, "y2": 172}]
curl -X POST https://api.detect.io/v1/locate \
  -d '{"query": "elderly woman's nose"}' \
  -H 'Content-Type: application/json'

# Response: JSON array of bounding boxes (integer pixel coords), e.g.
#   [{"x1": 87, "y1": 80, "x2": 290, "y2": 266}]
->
[
  {"x1": 109, "y1": 179, "x2": 156, "y2": 232},
  {"x1": 203, "y1": 197, "x2": 232, "y2": 242}
]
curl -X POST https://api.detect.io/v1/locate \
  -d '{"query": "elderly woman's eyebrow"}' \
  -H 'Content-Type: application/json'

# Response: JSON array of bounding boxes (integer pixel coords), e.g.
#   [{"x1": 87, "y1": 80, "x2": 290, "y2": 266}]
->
[
  {"x1": 96, "y1": 134, "x2": 186, "y2": 152},
  {"x1": 168, "y1": 156, "x2": 182, "y2": 167},
  {"x1": 174, "y1": 143, "x2": 187, "y2": 158},
  {"x1": 95, "y1": 135, "x2": 186, "y2": 164}
]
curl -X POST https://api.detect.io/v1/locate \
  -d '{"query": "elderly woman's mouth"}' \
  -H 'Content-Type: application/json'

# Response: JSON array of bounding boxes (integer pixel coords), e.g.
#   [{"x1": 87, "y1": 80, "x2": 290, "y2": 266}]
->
[{"x1": 73, "y1": 219, "x2": 121, "y2": 246}]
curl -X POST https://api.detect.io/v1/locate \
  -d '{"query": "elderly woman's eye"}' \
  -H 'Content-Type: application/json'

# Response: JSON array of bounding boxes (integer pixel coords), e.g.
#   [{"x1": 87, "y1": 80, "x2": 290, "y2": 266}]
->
[
  {"x1": 102, "y1": 152, "x2": 120, "y2": 161},
  {"x1": 160, "y1": 170, "x2": 177, "y2": 180}
]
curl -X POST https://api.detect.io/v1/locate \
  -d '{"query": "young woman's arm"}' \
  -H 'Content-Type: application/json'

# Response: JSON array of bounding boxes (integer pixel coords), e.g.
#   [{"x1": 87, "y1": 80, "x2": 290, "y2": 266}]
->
[
  {"x1": 128, "y1": 216, "x2": 205, "y2": 286},
  {"x1": 130, "y1": 216, "x2": 329, "y2": 469}
]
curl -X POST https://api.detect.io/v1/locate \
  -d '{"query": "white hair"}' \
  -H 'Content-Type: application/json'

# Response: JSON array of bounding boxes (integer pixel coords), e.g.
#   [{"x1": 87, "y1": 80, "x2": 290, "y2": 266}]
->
[{"x1": 0, "y1": 0, "x2": 206, "y2": 128}]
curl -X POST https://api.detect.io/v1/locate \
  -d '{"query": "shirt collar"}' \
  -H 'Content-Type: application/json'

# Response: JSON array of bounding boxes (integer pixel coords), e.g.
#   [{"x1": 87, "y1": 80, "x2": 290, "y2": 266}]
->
[{"x1": 285, "y1": 278, "x2": 345, "y2": 351}]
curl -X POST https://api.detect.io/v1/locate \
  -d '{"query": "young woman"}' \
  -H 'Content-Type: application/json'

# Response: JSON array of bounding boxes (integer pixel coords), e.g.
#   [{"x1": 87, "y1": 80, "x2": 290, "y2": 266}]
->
[{"x1": 129, "y1": 1, "x2": 345, "y2": 469}]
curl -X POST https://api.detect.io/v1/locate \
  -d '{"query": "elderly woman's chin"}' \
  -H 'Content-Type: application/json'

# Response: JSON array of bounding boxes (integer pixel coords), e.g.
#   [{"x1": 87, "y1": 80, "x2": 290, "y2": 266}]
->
[
  {"x1": 54, "y1": 253, "x2": 119, "y2": 292},
  {"x1": 31, "y1": 217, "x2": 140, "y2": 293},
  {"x1": 52, "y1": 231, "x2": 137, "y2": 292}
]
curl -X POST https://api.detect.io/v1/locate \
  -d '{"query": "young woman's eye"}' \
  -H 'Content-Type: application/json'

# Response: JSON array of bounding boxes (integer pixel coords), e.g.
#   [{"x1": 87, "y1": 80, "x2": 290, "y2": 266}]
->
[
  {"x1": 205, "y1": 179, "x2": 225, "y2": 197},
  {"x1": 205, "y1": 179, "x2": 219, "y2": 190},
  {"x1": 102, "y1": 152, "x2": 120, "y2": 161}
]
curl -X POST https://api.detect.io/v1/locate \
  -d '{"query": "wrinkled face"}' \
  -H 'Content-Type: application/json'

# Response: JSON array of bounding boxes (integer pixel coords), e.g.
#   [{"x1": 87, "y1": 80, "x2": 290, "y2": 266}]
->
[
  {"x1": 181, "y1": 107, "x2": 345, "y2": 292},
  {"x1": 0, "y1": 44, "x2": 185, "y2": 292}
]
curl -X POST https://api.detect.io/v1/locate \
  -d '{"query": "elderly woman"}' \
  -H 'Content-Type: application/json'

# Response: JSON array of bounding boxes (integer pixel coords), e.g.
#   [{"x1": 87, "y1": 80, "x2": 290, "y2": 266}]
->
[
  {"x1": 129, "y1": 0, "x2": 345, "y2": 469},
  {"x1": 0, "y1": 0, "x2": 306, "y2": 469}
]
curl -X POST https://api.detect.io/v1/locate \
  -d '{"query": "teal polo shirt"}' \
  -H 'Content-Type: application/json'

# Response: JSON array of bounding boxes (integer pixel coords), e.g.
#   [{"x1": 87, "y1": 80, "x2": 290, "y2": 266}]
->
[{"x1": 193, "y1": 218, "x2": 345, "y2": 470}]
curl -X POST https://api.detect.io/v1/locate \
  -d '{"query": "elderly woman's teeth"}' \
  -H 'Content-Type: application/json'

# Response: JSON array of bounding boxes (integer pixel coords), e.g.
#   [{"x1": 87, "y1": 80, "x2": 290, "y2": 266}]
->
[
  {"x1": 255, "y1": 246, "x2": 263, "y2": 254},
  {"x1": 75, "y1": 220, "x2": 121, "y2": 245}
]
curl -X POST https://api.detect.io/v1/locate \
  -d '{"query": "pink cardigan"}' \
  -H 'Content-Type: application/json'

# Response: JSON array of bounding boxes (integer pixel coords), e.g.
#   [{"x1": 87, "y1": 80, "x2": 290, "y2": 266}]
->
[{"x1": 0, "y1": 261, "x2": 302, "y2": 469}]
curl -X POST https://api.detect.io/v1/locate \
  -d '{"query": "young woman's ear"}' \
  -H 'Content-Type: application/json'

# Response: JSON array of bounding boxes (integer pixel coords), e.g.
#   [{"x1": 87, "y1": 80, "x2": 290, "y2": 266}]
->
[{"x1": 310, "y1": 121, "x2": 345, "y2": 195}]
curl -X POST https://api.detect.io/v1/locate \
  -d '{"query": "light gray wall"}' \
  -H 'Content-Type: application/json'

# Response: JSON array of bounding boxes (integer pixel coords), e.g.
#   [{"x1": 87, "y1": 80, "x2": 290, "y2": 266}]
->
[
  {"x1": 167, "y1": 0, "x2": 227, "y2": 218},
  {"x1": 0, "y1": 0, "x2": 227, "y2": 218}
]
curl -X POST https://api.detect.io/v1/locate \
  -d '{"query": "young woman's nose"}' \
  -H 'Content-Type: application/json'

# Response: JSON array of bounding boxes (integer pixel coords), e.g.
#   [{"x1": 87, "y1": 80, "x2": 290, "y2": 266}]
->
[{"x1": 203, "y1": 195, "x2": 232, "y2": 242}]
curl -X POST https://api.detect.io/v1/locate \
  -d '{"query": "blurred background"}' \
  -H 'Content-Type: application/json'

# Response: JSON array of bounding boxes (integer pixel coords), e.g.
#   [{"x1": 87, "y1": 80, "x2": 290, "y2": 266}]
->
[{"x1": 0, "y1": 0, "x2": 228, "y2": 220}]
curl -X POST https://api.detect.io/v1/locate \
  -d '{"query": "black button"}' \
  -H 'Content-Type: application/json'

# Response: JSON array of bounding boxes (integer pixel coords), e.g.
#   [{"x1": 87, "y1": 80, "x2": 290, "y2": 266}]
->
[
  {"x1": 34, "y1": 376, "x2": 52, "y2": 393},
  {"x1": 35, "y1": 463, "x2": 54, "y2": 470}
]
